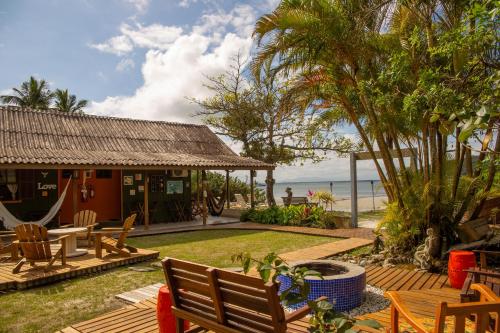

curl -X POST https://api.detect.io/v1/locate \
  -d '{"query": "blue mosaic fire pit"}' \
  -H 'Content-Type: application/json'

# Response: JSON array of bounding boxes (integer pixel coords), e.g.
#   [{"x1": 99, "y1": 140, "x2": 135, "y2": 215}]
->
[{"x1": 277, "y1": 260, "x2": 366, "y2": 311}]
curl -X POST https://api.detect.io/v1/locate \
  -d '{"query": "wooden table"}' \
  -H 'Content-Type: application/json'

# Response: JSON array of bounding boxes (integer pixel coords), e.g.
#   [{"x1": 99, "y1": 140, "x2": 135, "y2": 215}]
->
[{"x1": 48, "y1": 227, "x2": 88, "y2": 257}]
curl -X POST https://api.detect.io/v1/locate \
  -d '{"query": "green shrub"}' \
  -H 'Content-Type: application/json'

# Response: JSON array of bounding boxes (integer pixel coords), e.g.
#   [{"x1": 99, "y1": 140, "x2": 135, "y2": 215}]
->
[
  {"x1": 314, "y1": 211, "x2": 337, "y2": 229},
  {"x1": 240, "y1": 205, "x2": 324, "y2": 227}
]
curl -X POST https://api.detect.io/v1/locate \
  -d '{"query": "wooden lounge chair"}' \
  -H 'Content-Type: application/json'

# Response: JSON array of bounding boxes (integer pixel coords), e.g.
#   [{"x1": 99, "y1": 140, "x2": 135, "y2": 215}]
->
[
  {"x1": 162, "y1": 257, "x2": 326, "y2": 333},
  {"x1": 234, "y1": 193, "x2": 249, "y2": 208},
  {"x1": 386, "y1": 284, "x2": 500, "y2": 333},
  {"x1": 12, "y1": 224, "x2": 67, "y2": 273},
  {"x1": 93, "y1": 214, "x2": 137, "y2": 259},
  {"x1": 62, "y1": 210, "x2": 98, "y2": 246},
  {"x1": 0, "y1": 231, "x2": 18, "y2": 259}
]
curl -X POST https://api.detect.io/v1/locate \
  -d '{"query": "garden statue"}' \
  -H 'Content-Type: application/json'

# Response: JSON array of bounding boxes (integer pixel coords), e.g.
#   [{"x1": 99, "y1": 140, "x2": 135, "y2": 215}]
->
[{"x1": 414, "y1": 228, "x2": 437, "y2": 270}]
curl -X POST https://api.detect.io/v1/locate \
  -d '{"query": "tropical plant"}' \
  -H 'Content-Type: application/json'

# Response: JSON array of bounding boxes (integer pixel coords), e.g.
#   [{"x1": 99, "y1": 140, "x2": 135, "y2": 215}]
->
[
  {"x1": 240, "y1": 205, "x2": 324, "y2": 226},
  {"x1": 53, "y1": 89, "x2": 88, "y2": 113},
  {"x1": 1, "y1": 76, "x2": 53, "y2": 109},
  {"x1": 232, "y1": 252, "x2": 382, "y2": 333},
  {"x1": 253, "y1": 0, "x2": 499, "y2": 257}
]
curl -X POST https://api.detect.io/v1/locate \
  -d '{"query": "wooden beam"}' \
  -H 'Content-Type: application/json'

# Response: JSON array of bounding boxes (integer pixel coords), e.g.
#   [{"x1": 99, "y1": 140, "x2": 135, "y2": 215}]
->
[
  {"x1": 0, "y1": 164, "x2": 275, "y2": 171},
  {"x1": 250, "y1": 170, "x2": 255, "y2": 209},
  {"x1": 144, "y1": 172, "x2": 149, "y2": 230},
  {"x1": 354, "y1": 148, "x2": 416, "y2": 161},
  {"x1": 225, "y1": 170, "x2": 230, "y2": 209},
  {"x1": 202, "y1": 171, "x2": 208, "y2": 225}
]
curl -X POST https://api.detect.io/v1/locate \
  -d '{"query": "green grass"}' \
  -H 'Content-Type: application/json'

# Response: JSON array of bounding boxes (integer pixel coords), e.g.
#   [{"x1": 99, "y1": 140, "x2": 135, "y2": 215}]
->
[{"x1": 0, "y1": 229, "x2": 335, "y2": 333}]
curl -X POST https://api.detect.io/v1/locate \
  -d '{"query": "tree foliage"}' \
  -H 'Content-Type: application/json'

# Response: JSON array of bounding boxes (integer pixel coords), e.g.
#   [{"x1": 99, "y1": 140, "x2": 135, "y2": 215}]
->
[
  {"x1": 253, "y1": 0, "x2": 499, "y2": 255},
  {"x1": 192, "y1": 55, "x2": 355, "y2": 206}
]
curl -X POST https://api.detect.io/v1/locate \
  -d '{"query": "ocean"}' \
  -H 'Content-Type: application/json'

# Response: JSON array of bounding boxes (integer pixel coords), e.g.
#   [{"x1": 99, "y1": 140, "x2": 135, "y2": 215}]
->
[{"x1": 265, "y1": 180, "x2": 386, "y2": 200}]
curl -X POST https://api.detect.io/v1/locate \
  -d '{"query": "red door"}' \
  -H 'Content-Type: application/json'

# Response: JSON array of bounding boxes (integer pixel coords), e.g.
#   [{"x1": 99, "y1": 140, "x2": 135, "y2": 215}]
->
[{"x1": 59, "y1": 169, "x2": 121, "y2": 224}]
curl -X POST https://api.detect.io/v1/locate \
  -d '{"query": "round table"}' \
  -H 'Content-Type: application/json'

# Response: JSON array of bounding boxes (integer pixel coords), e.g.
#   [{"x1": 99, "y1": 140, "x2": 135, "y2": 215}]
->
[{"x1": 48, "y1": 227, "x2": 89, "y2": 257}]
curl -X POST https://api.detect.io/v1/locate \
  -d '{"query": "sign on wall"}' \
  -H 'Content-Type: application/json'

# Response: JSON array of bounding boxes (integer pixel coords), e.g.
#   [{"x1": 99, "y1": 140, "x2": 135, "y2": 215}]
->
[{"x1": 166, "y1": 180, "x2": 183, "y2": 194}]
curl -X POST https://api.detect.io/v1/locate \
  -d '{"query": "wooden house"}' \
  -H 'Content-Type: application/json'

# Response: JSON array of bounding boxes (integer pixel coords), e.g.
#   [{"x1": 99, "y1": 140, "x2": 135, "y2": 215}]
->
[{"x1": 0, "y1": 106, "x2": 273, "y2": 228}]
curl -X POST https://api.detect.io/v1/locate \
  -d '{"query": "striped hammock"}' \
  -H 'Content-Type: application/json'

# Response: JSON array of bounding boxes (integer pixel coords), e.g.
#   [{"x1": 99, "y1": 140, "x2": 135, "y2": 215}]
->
[{"x1": 0, "y1": 177, "x2": 71, "y2": 230}]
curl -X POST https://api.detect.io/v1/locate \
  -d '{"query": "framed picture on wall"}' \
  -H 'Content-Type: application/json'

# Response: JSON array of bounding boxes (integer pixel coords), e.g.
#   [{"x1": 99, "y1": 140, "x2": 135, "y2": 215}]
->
[
  {"x1": 123, "y1": 176, "x2": 133, "y2": 186},
  {"x1": 166, "y1": 180, "x2": 183, "y2": 194},
  {"x1": 135, "y1": 173, "x2": 142, "y2": 181}
]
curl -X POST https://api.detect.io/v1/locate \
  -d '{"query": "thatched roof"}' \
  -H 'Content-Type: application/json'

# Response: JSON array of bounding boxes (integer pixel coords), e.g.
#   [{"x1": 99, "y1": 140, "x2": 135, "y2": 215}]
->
[{"x1": 0, "y1": 106, "x2": 273, "y2": 170}]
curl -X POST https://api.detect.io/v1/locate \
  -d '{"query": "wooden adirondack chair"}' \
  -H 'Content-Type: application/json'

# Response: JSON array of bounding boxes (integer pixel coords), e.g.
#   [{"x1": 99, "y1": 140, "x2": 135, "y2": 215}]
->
[
  {"x1": 12, "y1": 224, "x2": 67, "y2": 273},
  {"x1": 62, "y1": 210, "x2": 98, "y2": 246},
  {"x1": 93, "y1": 214, "x2": 137, "y2": 259},
  {"x1": 162, "y1": 257, "x2": 327, "y2": 333},
  {"x1": 0, "y1": 231, "x2": 18, "y2": 259},
  {"x1": 386, "y1": 284, "x2": 500, "y2": 333},
  {"x1": 461, "y1": 250, "x2": 500, "y2": 302}
]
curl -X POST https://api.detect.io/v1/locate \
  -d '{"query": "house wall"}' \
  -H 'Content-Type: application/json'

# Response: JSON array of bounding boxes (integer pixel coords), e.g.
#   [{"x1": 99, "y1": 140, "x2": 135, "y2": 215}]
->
[
  {"x1": 122, "y1": 170, "x2": 192, "y2": 224},
  {"x1": 58, "y1": 169, "x2": 122, "y2": 224},
  {"x1": 0, "y1": 169, "x2": 59, "y2": 228}
]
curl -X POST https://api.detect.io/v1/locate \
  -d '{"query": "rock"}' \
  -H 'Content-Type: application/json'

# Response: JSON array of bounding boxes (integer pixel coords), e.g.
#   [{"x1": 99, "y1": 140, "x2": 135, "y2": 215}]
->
[{"x1": 359, "y1": 259, "x2": 367, "y2": 267}]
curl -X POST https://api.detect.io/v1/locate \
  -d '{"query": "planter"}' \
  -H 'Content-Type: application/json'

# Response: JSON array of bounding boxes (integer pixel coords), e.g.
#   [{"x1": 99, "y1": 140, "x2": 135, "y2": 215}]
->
[{"x1": 333, "y1": 215, "x2": 352, "y2": 229}]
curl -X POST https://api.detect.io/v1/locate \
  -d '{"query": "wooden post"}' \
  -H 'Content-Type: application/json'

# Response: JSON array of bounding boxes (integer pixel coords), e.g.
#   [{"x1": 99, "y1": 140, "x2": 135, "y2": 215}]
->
[
  {"x1": 250, "y1": 170, "x2": 255, "y2": 208},
  {"x1": 226, "y1": 170, "x2": 230, "y2": 209},
  {"x1": 144, "y1": 172, "x2": 149, "y2": 230},
  {"x1": 120, "y1": 169, "x2": 123, "y2": 222},
  {"x1": 72, "y1": 169, "x2": 79, "y2": 219},
  {"x1": 202, "y1": 170, "x2": 208, "y2": 225},
  {"x1": 350, "y1": 153, "x2": 358, "y2": 228}
]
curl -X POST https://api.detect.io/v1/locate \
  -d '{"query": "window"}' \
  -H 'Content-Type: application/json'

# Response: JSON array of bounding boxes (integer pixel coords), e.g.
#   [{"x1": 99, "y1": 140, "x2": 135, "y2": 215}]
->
[
  {"x1": 0, "y1": 170, "x2": 17, "y2": 201},
  {"x1": 150, "y1": 175, "x2": 165, "y2": 192},
  {"x1": 96, "y1": 170, "x2": 113, "y2": 179}
]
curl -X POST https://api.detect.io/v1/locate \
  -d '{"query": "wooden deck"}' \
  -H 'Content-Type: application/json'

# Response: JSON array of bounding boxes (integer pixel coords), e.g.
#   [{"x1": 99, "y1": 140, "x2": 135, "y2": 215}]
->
[
  {"x1": 60, "y1": 265, "x2": 456, "y2": 333},
  {"x1": 0, "y1": 248, "x2": 159, "y2": 290}
]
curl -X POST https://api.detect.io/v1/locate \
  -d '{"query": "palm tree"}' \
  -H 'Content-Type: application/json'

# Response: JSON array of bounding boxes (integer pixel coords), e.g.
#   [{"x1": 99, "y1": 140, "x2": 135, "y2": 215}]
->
[
  {"x1": 53, "y1": 89, "x2": 88, "y2": 113},
  {"x1": 1, "y1": 76, "x2": 53, "y2": 109}
]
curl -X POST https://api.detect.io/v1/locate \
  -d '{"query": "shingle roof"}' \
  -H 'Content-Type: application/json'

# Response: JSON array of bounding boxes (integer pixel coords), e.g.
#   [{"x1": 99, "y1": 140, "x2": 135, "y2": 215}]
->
[{"x1": 0, "y1": 106, "x2": 273, "y2": 170}]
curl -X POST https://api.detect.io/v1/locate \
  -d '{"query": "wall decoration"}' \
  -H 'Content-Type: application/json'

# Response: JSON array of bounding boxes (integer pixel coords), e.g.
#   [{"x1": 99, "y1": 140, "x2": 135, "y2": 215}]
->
[
  {"x1": 138, "y1": 185, "x2": 144, "y2": 192},
  {"x1": 42, "y1": 191, "x2": 48, "y2": 197},
  {"x1": 123, "y1": 176, "x2": 133, "y2": 186},
  {"x1": 135, "y1": 173, "x2": 142, "y2": 181},
  {"x1": 167, "y1": 180, "x2": 183, "y2": 194},
  {"x1": 129, "y1": 189, "x2": 136, "y2": 196}
]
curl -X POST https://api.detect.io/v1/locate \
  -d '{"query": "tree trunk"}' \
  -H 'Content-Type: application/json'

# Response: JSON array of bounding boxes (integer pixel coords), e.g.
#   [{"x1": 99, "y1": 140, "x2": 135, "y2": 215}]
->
[{"x1": 265, "y1": 169, "x2": 276, "y2": 207}]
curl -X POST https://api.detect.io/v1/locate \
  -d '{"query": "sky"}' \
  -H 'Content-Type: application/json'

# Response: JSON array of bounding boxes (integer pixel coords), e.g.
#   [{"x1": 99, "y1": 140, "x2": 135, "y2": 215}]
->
[{"x1": 0, "y1": 0, "x2": 381, "y2": 183}]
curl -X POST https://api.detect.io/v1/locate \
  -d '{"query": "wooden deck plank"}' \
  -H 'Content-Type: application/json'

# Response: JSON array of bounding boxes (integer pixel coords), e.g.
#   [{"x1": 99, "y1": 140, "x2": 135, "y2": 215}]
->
[{"x1": 0, "y1": 248, "x2": 159, "y2": 291}]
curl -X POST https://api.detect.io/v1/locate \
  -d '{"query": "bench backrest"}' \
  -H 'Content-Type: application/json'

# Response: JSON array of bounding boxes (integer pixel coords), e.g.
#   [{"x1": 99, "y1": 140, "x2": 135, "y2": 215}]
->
[
  {"x1": 14, "y1": 224, "x2": 53, "y2": 260},
  {"x1": 73, "y1": 210, "x2": 97, "y2": 227},
  {"x1": 435, "y1": 301, "x2": 500, "y2": 333},
  {"x1": 162, "y1": 258, "x2": 287, "y2": 333}
]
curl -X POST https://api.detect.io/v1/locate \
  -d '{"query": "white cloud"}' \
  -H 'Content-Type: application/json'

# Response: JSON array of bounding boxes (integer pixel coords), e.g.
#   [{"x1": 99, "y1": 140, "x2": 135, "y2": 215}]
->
[
  {"x1": 90, "y1": 35, "x2": 133, "y2": 55},
  {"x1": 116, "y1": 58, "x2": 135, "y2": 72},
  {"x1": 178, "y1": 0, "x2": 196, "y2": 8},
  {"x1": 125, "y1": 0, "x2": 150, "y2": 13},
  {"x1": 89, "y1": 4, "x2": 255, "y2": 123}
]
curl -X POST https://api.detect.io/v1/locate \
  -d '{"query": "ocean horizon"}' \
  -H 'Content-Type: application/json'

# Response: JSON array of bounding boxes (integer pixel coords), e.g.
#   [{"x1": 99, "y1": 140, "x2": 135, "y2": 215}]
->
[{"x1": 260, "y1": 180, "x2": 386, "y2": 200}]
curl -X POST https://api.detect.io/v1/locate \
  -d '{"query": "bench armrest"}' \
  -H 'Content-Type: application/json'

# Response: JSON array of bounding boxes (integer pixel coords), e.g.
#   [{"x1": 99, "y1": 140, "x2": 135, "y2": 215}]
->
[
  {"x1": 285, "y1": 296, "x2": 327, "y2": 323},
  {"x1": 385, "y1": 291, "x2": 428, "y2": 333},
  {"x1": 464, "y1": 268, "x2": 500, "y2": 278},
  {"x1": 470, "y1": 283, "x2": 500, "y2": 302}
]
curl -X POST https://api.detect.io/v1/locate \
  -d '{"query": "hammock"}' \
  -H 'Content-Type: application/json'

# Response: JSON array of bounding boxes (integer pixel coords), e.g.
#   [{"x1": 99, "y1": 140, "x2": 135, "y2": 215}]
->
[
  {"x1": 0, "y1": 177, "x2": 72, "y2": 230},
  {"x1": 207, "y1": 188, "x2": 226, "y2": 216}
]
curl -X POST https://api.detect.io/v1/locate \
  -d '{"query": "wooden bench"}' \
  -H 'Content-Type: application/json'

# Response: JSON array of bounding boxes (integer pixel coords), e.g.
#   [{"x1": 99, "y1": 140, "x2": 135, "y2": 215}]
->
[
  {"x1": 162, "y1": 257, "x2": 324, "y2": 333},
  {"x1": 461, "y1": 250, "x2": 500, "y2": 302}
]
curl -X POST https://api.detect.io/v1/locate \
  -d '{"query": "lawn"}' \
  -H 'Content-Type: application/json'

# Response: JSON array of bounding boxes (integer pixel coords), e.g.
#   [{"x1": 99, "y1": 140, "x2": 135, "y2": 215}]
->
[{"x1": 0, "y1": 229, "x2": 336, "y2": 333}]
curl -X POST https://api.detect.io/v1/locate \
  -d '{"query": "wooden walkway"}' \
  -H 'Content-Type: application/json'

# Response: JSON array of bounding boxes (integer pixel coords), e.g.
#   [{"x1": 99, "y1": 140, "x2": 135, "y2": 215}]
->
[
  {"x1": 60, "y1": 265, "x2": 456, "y2": 332},
  {"x1": 0, "y1": 248, "x2": 159, "y2": 291}
]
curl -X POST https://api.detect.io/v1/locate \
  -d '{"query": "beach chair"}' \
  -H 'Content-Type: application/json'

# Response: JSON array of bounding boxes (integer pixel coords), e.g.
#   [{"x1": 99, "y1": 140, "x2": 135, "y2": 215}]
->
[
  {"x1": 93, "y1": 214, "x2": 137, "y2": 259},
  {"x1": 0, "y1": 231, "x2": 18, "y2": 259},
  {"x1": 162, "y1": 257, "x2": 327, "y2": 333},
  {"x1": 61, "y1": 210, "x2": 98, "y2": 246},
  {"x1": 234, "y1": 193, "x2": 249, "y2": 208},
  {"x1": 386, "y1": 284, "x2": 500, "y2": 333},
  {"x1": 12, "y1": 224, "x2": 67, "y2": 273}
]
